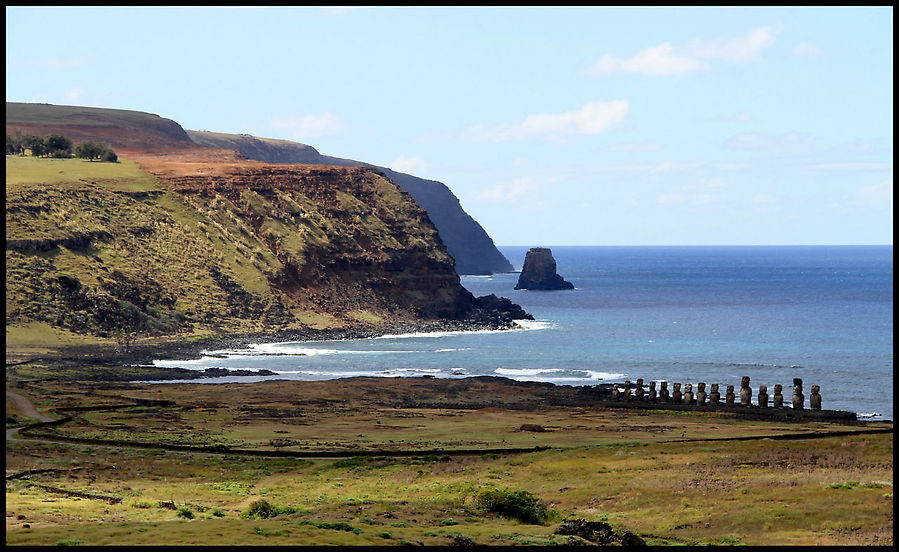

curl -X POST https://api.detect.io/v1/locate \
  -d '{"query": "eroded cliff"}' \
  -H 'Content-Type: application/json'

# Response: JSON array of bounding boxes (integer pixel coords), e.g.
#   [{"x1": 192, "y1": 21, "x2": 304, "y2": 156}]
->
[{"x1": 6, "y1": 154, "x2": 528, "y2": 345}]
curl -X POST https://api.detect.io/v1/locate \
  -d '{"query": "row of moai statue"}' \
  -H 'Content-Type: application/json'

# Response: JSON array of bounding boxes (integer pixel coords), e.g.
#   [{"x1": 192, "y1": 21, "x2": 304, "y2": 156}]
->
[{"x1": 610, "y1": 376, "x2": 821, "y2": 410}]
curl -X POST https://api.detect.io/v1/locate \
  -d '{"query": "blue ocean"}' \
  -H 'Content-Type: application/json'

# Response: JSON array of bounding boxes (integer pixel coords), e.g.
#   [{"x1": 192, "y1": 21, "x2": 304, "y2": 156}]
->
[{"x1": 152, "y1": 246, "x2": 893, "y2": 421}]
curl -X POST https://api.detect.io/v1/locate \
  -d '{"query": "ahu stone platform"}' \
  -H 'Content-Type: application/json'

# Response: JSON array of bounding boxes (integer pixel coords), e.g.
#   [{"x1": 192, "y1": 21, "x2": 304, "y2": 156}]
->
[{"x1": 601, "y1": 376, "x2": 858, "y2": 423}]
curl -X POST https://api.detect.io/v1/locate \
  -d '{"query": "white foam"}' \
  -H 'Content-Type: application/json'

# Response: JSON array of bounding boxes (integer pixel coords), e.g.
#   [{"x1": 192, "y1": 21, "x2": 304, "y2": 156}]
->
[
  {"x1": 583, "y1": 371, "x2": 628, "y2": 380},
  {"x1": 495, "y1": 367, "x2": 562, "y2": 376},
  {"x1": 512, "y1": 319, "x2": 554, "y2": 331}
]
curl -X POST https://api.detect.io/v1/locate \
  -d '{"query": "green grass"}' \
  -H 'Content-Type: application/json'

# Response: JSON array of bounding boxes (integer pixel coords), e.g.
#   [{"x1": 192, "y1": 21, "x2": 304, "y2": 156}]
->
[{"x1": 6, "y1": 156, "x2": 160, "y2": 192}]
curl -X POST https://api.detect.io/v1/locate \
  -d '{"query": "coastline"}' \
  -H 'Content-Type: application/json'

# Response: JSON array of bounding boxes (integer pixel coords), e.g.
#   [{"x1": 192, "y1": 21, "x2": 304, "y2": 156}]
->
[{"x1": 5, "y1": 318, "x2": 523, "y2": 382}]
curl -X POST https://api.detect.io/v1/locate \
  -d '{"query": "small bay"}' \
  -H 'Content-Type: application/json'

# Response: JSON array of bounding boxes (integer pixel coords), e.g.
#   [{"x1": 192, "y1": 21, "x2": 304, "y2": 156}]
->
[{"x1": 152, "y1": 245, "x2": 893, "y2": 420}]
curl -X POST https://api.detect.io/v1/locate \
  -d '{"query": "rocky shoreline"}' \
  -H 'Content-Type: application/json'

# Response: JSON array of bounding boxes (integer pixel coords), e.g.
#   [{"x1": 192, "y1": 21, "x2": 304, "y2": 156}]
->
[{"x1": 7, "y1": 317, "x2": 523, "y2": 382}]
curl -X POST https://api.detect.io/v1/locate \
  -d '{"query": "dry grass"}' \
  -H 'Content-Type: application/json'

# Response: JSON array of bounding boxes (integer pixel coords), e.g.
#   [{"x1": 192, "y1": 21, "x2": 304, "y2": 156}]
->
[{"x1": 5, "y1": 377, "x2": 892, "y2": 546}]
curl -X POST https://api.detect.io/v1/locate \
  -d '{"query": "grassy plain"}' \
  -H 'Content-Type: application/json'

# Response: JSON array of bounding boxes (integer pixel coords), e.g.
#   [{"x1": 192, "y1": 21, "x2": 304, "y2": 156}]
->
[{"x1": 6, "y1": 376, "x2": 893, "y2": 546}]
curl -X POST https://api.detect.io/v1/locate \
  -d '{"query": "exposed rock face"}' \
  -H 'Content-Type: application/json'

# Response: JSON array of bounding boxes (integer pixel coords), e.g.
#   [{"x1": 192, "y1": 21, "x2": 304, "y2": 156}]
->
[
  {"x1": 187, "y1": 129, "x2": 515, "y2": 275},
  {"x1": 514, "y1": 248, "x2": 574, "y2": 290},
  {"x1": 5, "y1": 103, "x2": 514, "y2": 276},
  {"x1": 7, "y1": 156, "x2": 530, "y2": 340}
]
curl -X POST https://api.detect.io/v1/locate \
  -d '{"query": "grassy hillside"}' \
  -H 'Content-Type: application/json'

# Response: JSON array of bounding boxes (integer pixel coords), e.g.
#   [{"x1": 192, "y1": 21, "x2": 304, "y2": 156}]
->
[{"x1": 5, "y1": 154, "x2": 489, "y2": 351}]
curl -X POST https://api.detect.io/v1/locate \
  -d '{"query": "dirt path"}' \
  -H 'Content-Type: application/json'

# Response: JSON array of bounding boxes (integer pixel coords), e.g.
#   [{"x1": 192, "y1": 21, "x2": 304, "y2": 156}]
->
[
  {"x1": 6, "y1": 390, "x2": 55, "y2": 422},
  {"x1": 6, "y1": 390, "x2": 58, "y2": 443}
]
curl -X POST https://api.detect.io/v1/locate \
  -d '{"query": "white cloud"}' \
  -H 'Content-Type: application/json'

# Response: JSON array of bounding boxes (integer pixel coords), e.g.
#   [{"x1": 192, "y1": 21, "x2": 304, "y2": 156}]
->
[
  {"x1": 319, "y1": 7, "x2": 357, "y2": 16},
  {"x1": 655, "y1": 178, "x2": 726, "y2": 206},
  {"x1": 474, "y1": 176, "x2": 550, "y2": 209},
  {"x1": 685, "y1": 24, "x2": 779, "y2": 62},
  {"x1": 390, "y1": 155, "x2": 429, "y2": 175},
  {"x1": 64, "y1": 86, "x2": 85, "y2": 103},
  {"x1": 793, "y1": 41, "x2": 823, "y2": 58},
  {"x1": 36, "y1": 55, "x2": 90, "y2": 70},
  {"x1": 267, "y1": 112, "x2": 345, "y2": 140},
  {"x1": 587, "y1": 43, "x2": 707, "y2": 76},
  {"x1": 827, "y1": 179, "x2": 893, "y2": 213},
  {"x1": 853, "y1": 179, "x2": 893, "y2": 208},
  {"x1": 587, "y1": 25, "x2": 779, "y2": 76},
  {"x1": 724, "y1": 132, "x2": 815, "y2": 153},
  {"x1": 751, "y1": 194, "x2": 779, "y2": 204},
  {"x1": 606, "y1": 142, "x2": 661, "y2": 153},
  {"x1": 650, "y1": 161, "x2": 702, "y2": 174},
  {"x1": 804, "y1": 162, "x2": 892, "y2": 171},
  {"x1": 466, "y1": 100, "x2": 629, "y2": 142}
]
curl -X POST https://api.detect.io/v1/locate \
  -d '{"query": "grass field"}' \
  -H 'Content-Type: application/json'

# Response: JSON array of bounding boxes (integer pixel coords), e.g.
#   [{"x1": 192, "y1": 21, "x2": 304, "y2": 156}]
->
[
  {"x1": 5, "y1": 155, "x2": 161, "y2": 192},
  {"x1": 6, "y1": 376, "x2": 893, "y2": 546}
]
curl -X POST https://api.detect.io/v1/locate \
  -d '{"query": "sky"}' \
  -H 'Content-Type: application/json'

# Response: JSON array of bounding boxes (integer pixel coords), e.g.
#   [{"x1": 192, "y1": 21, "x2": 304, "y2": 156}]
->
[{"x1": 6, "y1": 6, "x2": 893, "y2": 246}]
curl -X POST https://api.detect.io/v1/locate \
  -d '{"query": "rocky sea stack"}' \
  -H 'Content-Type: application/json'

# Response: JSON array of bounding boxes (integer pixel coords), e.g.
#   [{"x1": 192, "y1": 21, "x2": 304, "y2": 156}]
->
[{"x1": 514, "y1": 247, "x2": 575, "y2": 290}]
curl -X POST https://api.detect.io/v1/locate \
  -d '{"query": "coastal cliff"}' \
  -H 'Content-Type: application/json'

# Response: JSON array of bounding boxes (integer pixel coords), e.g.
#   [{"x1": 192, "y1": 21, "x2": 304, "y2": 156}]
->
[
  {"x1": 187, "y1": 130, "x2": 514, "y2": 275},
  {"x1": 6, "y1": 152, "x2": 529, "y2": 347},
  {"x1": 6, "y1": 103, "x2": 514, "y2": 276}
]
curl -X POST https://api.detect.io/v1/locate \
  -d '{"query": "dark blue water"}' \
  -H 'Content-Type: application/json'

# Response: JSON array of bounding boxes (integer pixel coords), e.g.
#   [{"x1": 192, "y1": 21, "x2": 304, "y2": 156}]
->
[{"x1": 153, "y1": 246, "x2": 893, "y2": 420}]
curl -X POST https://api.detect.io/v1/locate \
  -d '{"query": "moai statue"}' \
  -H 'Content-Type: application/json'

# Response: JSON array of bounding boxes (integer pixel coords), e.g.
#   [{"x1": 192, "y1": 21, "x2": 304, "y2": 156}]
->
[
  {"x1": 696, "y1": 382, "x2": 707, "y2": 405},
  {"x1": 611, "y1": 385, "x2": 620, "y2": 401},
  {"x1": 740, "y1": 376, "x2": 752, "y2": 406},
  {"x1": 659, "y1": 381, "x2": 670, "y2": 403},
  {"x1": 672, "y1": 383, "x2": 683, "y2": 403},
  {"x1": 648, "y1": 381, "x2": 657, "y2": 402},
  {"x1": 709, "y1": 383, "x2": 721, "y2": 405},
  {"x1": 725, "y1": 385, "x2": 736, "y2": 405},
  {"x1": 758, "y1": 385, "x2": 768, "y2": 408},
  {"x1": 792, "y1": 378, "x2": 804, "y2": 410},
  {"x1": 635, "y1": 378, "x2": 645, "y2": 401},
  {"x1": 809, "y1": 385, "x2": 822, "y2": 410},
  {"x1": 623, "y1": 380, "x2": 633, "y2": 401},
  {"x1": 684, "y1": 383, "x2": 694, "y2": 405},
  {"x1": 773, "y1": 384, "x2": 784, "y2": 408}
]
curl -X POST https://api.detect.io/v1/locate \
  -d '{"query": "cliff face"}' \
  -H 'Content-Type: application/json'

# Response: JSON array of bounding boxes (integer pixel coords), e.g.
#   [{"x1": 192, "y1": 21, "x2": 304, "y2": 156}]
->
[
  {"x1": 186, "y1": 130, "x2": 514, "y2": 275},
  {"x1": 5, "y1": 103, "x2": 514, "y2": 275},
  {"x1": 6, "y1": 154, "x2": 527, "y2": 342}
]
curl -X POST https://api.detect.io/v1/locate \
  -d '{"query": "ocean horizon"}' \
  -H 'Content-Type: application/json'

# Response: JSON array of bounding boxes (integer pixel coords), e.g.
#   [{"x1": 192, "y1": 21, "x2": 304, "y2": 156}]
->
[{"x1": 151, "y1": 245, "x2": 893, "y2": 421}]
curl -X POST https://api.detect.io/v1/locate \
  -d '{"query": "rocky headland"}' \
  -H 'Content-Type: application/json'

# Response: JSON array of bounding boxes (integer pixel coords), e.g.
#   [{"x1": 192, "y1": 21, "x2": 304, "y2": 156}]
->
[{"x1": 514, "y1": 247, "x2": 575, "y2": 290}]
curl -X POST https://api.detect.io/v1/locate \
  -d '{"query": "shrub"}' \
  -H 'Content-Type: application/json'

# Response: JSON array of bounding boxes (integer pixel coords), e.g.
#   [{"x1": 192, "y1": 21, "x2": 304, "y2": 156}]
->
[
  {"x1": 211, "y1": 508, "x2": 227, "y2": 517},
  {"x1": 177, "y1": 506, "x2": 194, "y2": 519},
  {"x1": 475, "y1": 488, "x2": 553, "y2": 525},
  {"x1": 241, "y1": 499, "x2": 277, "y2": 519}
]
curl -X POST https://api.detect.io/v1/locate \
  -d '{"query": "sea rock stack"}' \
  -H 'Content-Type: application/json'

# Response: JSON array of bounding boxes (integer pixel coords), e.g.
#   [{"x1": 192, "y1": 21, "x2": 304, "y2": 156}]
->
[{"x1": 514, "y1": 248, "x2": 575, "y2": 290}]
